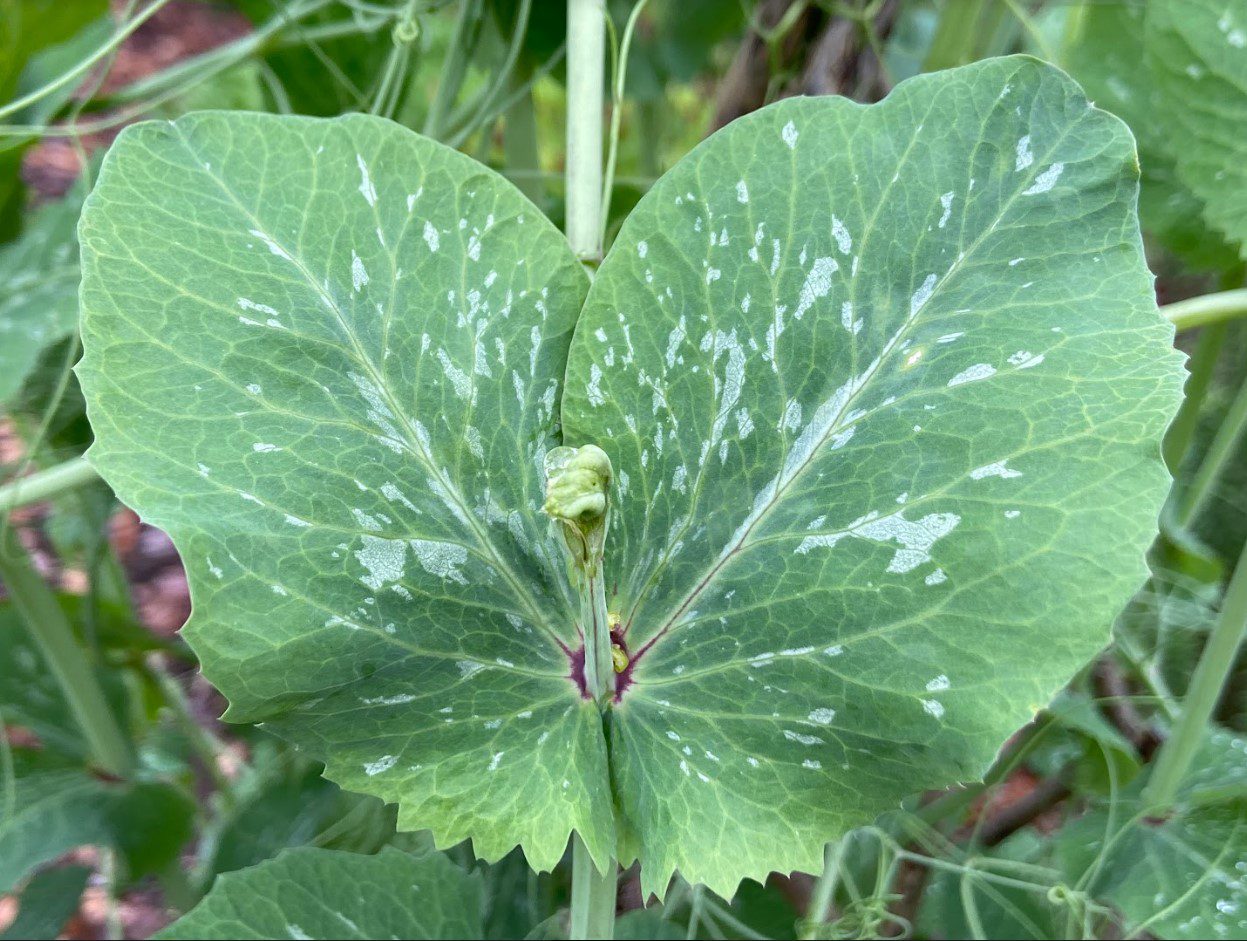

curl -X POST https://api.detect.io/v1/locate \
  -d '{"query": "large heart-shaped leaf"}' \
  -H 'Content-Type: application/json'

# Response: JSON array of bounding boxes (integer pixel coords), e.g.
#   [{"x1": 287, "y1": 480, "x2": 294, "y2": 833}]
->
[
  {"x1": 79, "y1": 57, "x2": 1182, "y2": 899},
  {"x1": 76, "y1": 112, "x2": 612, "y2": 871},
  {"x1": 1147, "y1": 0, "x2": 1247, "y2": 256},
  {"x1": 562, "y1": 55, "x2": 1183, "y2": 895},
  {"x1": 157, "y1": 846, "x2": 483, "y2": 940}
]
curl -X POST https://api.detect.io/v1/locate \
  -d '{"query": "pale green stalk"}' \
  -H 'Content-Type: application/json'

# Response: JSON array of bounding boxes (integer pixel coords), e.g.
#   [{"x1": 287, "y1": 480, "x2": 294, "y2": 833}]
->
[
  {"x1": 1163, "y1": 288, "x2": 1247, "y2": 333},
  {"x1": 0, "y1": 526, "x2": 132, "y2": 777},
  {"x1": 1143, "y1": 539, "x2": 1247, "y2": 812},
  {"x1": 563, "y1": 3, "x2": 615, "y2": 935}
]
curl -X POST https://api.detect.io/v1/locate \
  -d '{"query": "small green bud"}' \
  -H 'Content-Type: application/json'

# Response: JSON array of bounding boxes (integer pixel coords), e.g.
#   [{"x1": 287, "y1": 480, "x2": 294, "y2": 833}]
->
[
  {"x1": 543, "y1": 445, "x2": 613, "y2": 575},
  {"x1": 542, "y1": 445, "x2": 611, "y2": 525}
]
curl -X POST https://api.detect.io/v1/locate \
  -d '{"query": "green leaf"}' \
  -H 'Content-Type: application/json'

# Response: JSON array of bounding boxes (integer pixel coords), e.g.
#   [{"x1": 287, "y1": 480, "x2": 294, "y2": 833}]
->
[
  {"x1": 0, "y1": 750, "x2": 193, "y2": 893},
  {"x1": 1147, "y1": 0, "x2": 1247, "y2": 256},
  {"x1": 0, "y1": 181, "x2": 84, "y2": 406},
  {"x1": 156, "y1": 846, "x2": 484, "y2": 940},
  {"x1": 562, "y1": 55, "x2": 1183, "y2": 896},
  {"x1": 76, "y1": 112, "x2": 613, "y2": 872},
  {"x1": 0, "y1": 865, "x2": 90, "y2": 941},
  {"x1": 1063, "y1": 1, "x2": 1242, "y2": 272},
  {"x1": 1056, "y1": 729, "x2": 1247, "y2": 940}
]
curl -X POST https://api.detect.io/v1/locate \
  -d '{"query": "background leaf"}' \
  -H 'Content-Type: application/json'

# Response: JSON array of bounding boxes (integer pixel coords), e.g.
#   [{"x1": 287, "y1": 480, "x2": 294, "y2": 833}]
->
[{"x1": 157, "y1": 846, "x2": 484, "y2": 940}]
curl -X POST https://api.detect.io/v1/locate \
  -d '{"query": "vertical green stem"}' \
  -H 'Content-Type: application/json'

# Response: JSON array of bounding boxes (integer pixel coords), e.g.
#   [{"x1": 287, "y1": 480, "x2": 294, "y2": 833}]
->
[
  {"x1": 566, "y1": 0, "x2": 605, "y2": 262},
  {"x1": 423, "y1": 0, "x2": 483, "y2": 137},
  {"x1": 505, "y1": 66, "x2": 543, "y2": 204},
  {"x1": 582, "y1": 570, "x2": 614, "y2": 704},
  {"x1": 1162, "y1": 321, "x2": 1227, "y2": 471},
  {"x1": 564, "y1": 5, "x2": 614, "y2": 936},
  {"x1": 801, "y1": 841, "x2": 845, "y2": 939},
  {"x1": 570, "y1": 832, "x2": 616, "y2": 940},
  {"x1": 0, "y1": 526, "x2": 132, "y2": 777},
  {"x1": 1143, "y1": 539, "x2": 1247, "y2": 812},
  {"x1": 1175, "y1": 370, "x2": 1247, "y2": 527},
  {"x1": 922, "y1": 0, "x2": 987, "y2": 72}
]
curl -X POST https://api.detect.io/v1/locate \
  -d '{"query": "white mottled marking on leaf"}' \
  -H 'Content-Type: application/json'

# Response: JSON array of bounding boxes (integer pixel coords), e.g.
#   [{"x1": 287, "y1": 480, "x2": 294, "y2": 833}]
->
[
  {"x1": 795, "y1": 257, "x2": 837, "y2": 320},
  {"x1": 926, "y1": 674, "x2": 950, "y2": 692},
  {"x1": 924, "y1": 568, "x2": 947, "y2": 586},
  {"x1": 355, "y1": 536, "x2": 405, "y2": 591},
  {"x1": 736, "y1": 179, "x2": 749, "y2": 203},
  {"x1": 1023, "y1": 163, "x2": 1064, "y2": 195},
  {"x1": 587, "y1": 364, "x2": 605, "y2": 406},
  {"x1": 1005, "y1": 509, "x2": 1021, "y2": 519},
  {"x1": 422, "y1": 221, "x2": 440, "y2": 252},
  {"x1": 832, "y1": 215, "x2": 852, "y2": 255},
  {"x1": 784, "y1": 730, "x2": 823, "y2": 745},
  {"x1": 797, "y1": 508, "x2": 960, "y2": 575},
  {"x1": 970, "y1": 460, "x2": 1022, "y2": 480},
  {"x1": 781, "y1": 120, "x2": 799, "y2": 148},
  {"x1": 922, "y1": 699, "x2": 946, "y2": 719},
  {"x1": 948, "y1": 363, "x2": 996, "y2": 387},
  {"x1": 248, "y1": 228, "x2": 292, "y2": 260},
  {"x1": 468, "y1": 234, "x2": 481, "y2": 261},
  {"x1": 411, "y1": 538, "x2": 468, "y2": 584},
  {"x1": 1014, "y1": 135, "x2": 1034, "y2": 171},
  {"x1": 808, "y1": 708, "x2": 836, "y2": 725},
  {"x1": 364, "y1": 754, "x2": 397, "y2": 776},
  {"x1": 1008, "y1": 350, "x2": 1044, "y2": 369},
  {"x1": 361, "y1": 693, "x2": 417, "y2": 705},
  {"x1": 436, "y1": 349, "x2": 473, "y2": 401},
  {"x1": 355, "y1": 154, "x2": 377, "y2": 206},
  {"x1": 803, "y1": 759, "x2": 822, "y2": 770},
  {"x1": 937, "y1": 332, "x2": 963, "y2": 343},
  {"x1": 350, "y1": 251, "x2": 369, "y2": 291},
  {"x1": 910, "y1": 273, "x2": 937, "y2": 316},
  {"x1": 938, "y1": 191, "x2": 954, "y2": 228}
]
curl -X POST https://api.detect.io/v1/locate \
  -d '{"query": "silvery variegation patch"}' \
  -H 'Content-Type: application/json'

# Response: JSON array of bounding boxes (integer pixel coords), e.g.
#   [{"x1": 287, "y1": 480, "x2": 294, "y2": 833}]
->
[{"x1": 77, "y1": 56, "x2": 1183, "y2": 898}]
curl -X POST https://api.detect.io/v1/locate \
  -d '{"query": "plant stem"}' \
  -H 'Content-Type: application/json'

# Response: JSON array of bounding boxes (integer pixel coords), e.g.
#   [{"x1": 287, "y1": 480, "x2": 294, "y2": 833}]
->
[
  {"x1": 1163, "y1": 288, "x2": 1247, "y2": 333},
  {"x1": 1174, "y1": 370, "x2": 1247, "y2": 528},
  {"x1": 599, "y1": 0, "x2": 648, "y2": 248},
  {"x1": 0, "y1": 455, "x2": 99, "y2": 512},
  {"x1": 0, "y1": 526, "x2": 133, "y2": 777},
  {"x1": 570, "y1": 832, "x2": 615, "y2": 940},
  {"x1": 504, "y1": 67, "x2": 543, "y2": 204},
  {"x1": 423, "y1": 0, "x2": 483, "y2": 138},
  {"x1": 1143, "y1": 538, "x2": 1247, "y2": 813},
  {"x1": 1163, "y1": 321, "x2": 1227, "y2": 471},
  {"x1": 802, "y1": 840, "x2": 846, "y2": 938},
  {"x1": 566, "y1": 0, "x2": 606, "y2": 262},
  {"x1": 922, "y1": 0, "x2": 986, "y2": 72},
  {"x1": 563, "y1": 6, "x2": 616, "y2": 936},
  {"x1": 582, "y1": 570, "x2": 613, "y2": 704}
]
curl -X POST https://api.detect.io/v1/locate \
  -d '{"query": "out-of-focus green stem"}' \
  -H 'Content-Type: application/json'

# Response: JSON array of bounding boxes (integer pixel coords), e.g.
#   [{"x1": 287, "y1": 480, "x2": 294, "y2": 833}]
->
[
  {"x1": 1163, "y1": 289, "x2": 1247, "y2": 333},
  {"x1": 0, "y1": 526, "x2": 132, "y2": 777},
  {"x1": 570, "y1": 833, "x2": 615, "y2": 940},
  {"x1": 1143, "y1": 540, "x2": 1247, "y2": 813},
  {"x1": 1175, "y1": 372, "x2": 1247, "y2": 527},
  {"x1": 0, "y1": 456, "x2": 98, "y2": 513},
  {"x1": 1163, "y1": 322, "x2": 1227, "y2": 471},
  {"x1": 565, "y1": 0, "x2": 605, "y2": 262},
  {"x1": 923, "y1": 0, "x2": 987, "y2": 72}
]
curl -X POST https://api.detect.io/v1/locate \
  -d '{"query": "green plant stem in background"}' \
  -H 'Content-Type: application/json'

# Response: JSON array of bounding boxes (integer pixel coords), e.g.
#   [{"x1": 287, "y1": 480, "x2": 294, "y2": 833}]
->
[
  {"x1": 504, "y1": 69, "x2": 543, "y2": 204},
  {"x1": 423, "y1": 0, "x2": 484, "y2": 139},
  {"x1": 0, "y1": 526, "x2": 133, "y2": 777},
  {"x1": 0, "y1": 455, "x2": 98, "y2": 513},
  {"x1": 1163, "y1": 321, "x2": 1227, "y2": 471},
  {"x1": 1143, "y1": 539, "x2": 1247, "y2": 813},
  {"x1": 922, "y1": 0, "x2": 987, "y2": 72},
  {"x1": 1163, "y1": 288, "x2": 1247, "y2": 332},
  {"x1": 570, "y1": 833, "x2": 616, "y2": 940},
  {"x1": 1175, "y1": 369, "x2": 1247, "y2": 527},
  {"x1": 600, "y1": 0, "x2": 648, "y2": 249},
  {"x1": 566, "y1": 0, "x2": 606, "y2": 262}
]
